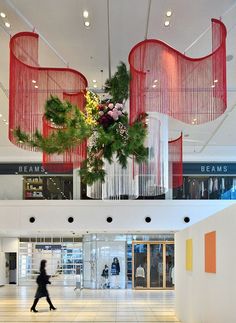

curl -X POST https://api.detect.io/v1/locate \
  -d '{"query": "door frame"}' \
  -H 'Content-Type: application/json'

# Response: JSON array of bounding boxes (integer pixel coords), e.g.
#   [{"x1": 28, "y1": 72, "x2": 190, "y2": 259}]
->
[{"x1": 132, "y1": 241, "x2": 174, "y2": 290}]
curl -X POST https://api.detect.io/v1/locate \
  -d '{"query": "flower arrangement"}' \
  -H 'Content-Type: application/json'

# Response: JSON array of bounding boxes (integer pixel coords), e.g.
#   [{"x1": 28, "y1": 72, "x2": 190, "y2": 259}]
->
[{"x1": 14, "y1": 62, "x2": 148, "y2": 185}]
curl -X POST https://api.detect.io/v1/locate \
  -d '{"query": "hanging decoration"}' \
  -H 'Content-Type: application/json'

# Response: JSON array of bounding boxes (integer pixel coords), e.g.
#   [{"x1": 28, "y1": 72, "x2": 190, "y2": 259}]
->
[
  {"x1": 42, "y1": 92, "x2": 86, "y2": 172},
  {"x1": 168, "y1": 133, "x2": 183, "y2": 189},
  {"x1": 128, "y1": 19, "x2": 227, "y2": 125},
  {"x1": 11, "y1": 17, "x2": 227, "y2": 196},
  {"x1": 9, "y1": 32, "x2": 88, "y2": 171},
  {"x1": 14, "y1": 88, "x2": 148, "y2": 185}
]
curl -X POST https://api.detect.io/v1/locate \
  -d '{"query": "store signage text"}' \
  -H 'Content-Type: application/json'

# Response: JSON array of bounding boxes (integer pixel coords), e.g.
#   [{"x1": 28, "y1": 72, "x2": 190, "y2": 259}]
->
[
  {"x1": 18, "y1": 165, "x2": 46, "y2": 173},
  {"x1": 200, "y1": 165, "x2": 228, "y2": 173}
]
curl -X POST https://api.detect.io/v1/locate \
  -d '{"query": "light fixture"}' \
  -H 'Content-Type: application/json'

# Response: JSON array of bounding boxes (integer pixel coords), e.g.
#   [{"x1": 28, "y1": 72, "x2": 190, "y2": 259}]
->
[
  {"x1": 166, "y1": 11, "x2": 172, "y2": 17},
  {"x1": 3, "y1": 119, "x2": 6, "y2": 122},
  {"x1": 93, "y1": 84, "x2": 97, "y2": 88},
  {"x1": 34, "y1": 85, "x2": 38, "y2": 88},
  {"x1": 32, "y1": 80, "x2": 37, "y2": 83},
  {"x1": 83, "y1": 10, "x2": 89, "y2": 18},
  {"x1": 164, "y1": 20, "x2": 170, "y2": 27},
  {"x1": 211, "y1": 84, "x2": 215, "y2": 88},
  {"x1": 84, "y1": 21, "x2": 90, "y2": 27},
  {"x1": 4, "y1": 22, "x2": 10, "y2": 28},
  {"x1": 92, "y1": 79, "x2": 97, "y2": 83},
  {"x1": 0, "y1": 12, "x2": 6, "y2": 18},
  {"x1": 154, "y1": 79, "x2": 158, "y2": 83},
  {"x1": 152, "y1": 84, "x2": 157, "y2": 88},
  {"x1": 214, "y1": 79, "x2": 218, "y2": 83},
  {"x1": 0, "y1": 114, "x2": 2, "y2": 118},
  {"x1": 5, "y1": 122, "x2": 8, "y2": 125}
]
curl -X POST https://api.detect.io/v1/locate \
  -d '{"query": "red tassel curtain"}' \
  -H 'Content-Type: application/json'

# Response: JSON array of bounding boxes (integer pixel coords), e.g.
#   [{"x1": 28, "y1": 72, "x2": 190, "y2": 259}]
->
[
  {"x1": 168, "y1": 133, "x2": 183, "y2": 189},
  {"x1": 128, "y1": 19, "x2": 227, "y2": 125},
  {"x1": 9, "y1": 32, "x2": 88, "y2": 155},
  {"x1": 42, "y1": 92, "x2": 87, "y2": 172}
]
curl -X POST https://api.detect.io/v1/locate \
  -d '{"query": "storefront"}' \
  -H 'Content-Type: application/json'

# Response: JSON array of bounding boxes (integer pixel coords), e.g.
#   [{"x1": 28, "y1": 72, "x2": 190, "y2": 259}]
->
[{"x1": 18, "y1": 234, "x2": 174, "y2": 290}]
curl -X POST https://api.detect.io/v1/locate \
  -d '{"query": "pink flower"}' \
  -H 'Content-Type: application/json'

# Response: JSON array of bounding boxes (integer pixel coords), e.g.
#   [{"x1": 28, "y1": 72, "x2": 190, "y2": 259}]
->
[
  {"x1": 108, "y1": 110, "x2": 113, "y2": 117},
  {"x1": 115, "y1": 103, "x2": 123, "y2": 110},
  {"x1": 108, "y1": 103, "x2": 114, "y2": 109}
]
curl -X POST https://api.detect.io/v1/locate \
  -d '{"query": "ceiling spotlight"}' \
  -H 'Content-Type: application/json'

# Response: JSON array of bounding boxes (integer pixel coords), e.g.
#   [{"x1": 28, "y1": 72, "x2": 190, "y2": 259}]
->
[
  {"x1": 32, "y1": 80, "x2": 37, "y2": 83},
  {"x1": 166, "y1": 11, "x2": 172, "y2": 17},
  {"x1": 211, "y1": 84, "x2": 215, "y2": 88},
  {"x1": 164, "y1": 20, "x2": 170, "y2": 27},
  {"x1": 154, "y1": 79, "x2": 158, "y2": 83},
  {"x1": 5, "y1": 122, "x2": 9, "y2": 125},
  {"x1": 152, "y1": 84, "x2": 157, "y2": 88},
  {"x1": 83, "y1": 10, "x2": 89, "y2": 18},
  {"x1": 0, "y1": 12, "x2": 6, "y2": 18},
  {"x1": 191, "y1": 121, "x2": 195, "y2": 125},
  {"x1": 214, "y1": 79, "x2": 218, "y2": 83},
  {"x1": 84, "y1": 21, "x2": 90, "y2": 27},
  {"x1": 4, "y1": 22, "x2": 10, "y2": 28},
  {"x1": 92, "y1": 79, "x2": 97, "y2": 83},
  {"x1": 0, "y1": 114, "x2": 2, "y2": 118},
  {"x1": 34, "y1": 85, "x2": 38, "y2": 88},
  {"x1": 3, "y1": 119, "x2": 6, "y2": 122},
  {"x1": 93, "y1": 84, "x2": 97, "y2": 88}
]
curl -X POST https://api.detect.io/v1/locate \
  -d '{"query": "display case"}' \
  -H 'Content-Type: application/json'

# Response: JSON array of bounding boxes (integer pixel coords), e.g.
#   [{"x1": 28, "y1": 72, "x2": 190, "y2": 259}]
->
[{"x1": 23, "y1": 176, "x2": 44, "y2": 199}]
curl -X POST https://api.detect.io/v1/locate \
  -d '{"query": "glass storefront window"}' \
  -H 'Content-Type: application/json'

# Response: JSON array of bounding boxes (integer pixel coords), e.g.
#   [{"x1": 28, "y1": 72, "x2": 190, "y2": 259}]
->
[
  {"x1": 173, "y1": 176, "x2": 236, "y2": 200},
  {"x1": 133, "y1": 244, "x2": 147, "y2": 288}
]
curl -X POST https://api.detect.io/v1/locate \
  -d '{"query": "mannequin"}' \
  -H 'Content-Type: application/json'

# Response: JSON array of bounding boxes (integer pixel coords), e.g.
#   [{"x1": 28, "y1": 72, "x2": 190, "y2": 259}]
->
[
  {"x1": 135, "y1": 264, "x2": 145, "y2": 287},
  {"x1": 110, "y1": 257, "x2": 120, "y2": 288},
  {"x1": 101, "y1": 265, "x2": 109, "y2": 288}
]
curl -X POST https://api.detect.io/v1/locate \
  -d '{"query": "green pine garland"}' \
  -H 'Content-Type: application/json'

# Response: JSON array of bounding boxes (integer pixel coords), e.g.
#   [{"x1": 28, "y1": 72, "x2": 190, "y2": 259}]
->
[{"x1": 14, "y1": 62, "x2": 148, "y2": 185}]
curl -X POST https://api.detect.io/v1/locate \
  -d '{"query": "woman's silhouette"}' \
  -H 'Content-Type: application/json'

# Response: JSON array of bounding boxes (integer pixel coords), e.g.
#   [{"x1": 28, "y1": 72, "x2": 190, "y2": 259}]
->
[{"x1": 30, "y1": 259, "x2": 56, "y2": 312}]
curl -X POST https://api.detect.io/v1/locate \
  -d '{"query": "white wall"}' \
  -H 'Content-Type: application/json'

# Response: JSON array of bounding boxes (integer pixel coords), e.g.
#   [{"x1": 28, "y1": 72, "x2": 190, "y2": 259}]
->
[
  {"x1": 0, "y1": 175, "x2": 23, "y2": 199},
  {"x1": 0, "y1": 238, "x2": 19, "y2": 285},
  {"x1": 0, "y1": 200, "x2": 234, "y2": 235},
  {"x1": 0, "y1": 252, "x2": 5, "y2": 286},
  {"x1": 175, "y1": 204, "x2": 236, "y2": 323},
  {"x1": 1, "y1": 238, "x2": 19, "y2": 252}
]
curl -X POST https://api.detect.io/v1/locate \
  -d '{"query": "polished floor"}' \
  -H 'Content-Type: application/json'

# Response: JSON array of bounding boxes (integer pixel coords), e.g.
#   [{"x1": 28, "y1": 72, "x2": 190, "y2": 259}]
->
[{"x1": 0, "y1": 285, "x2": 180, "y2": 322}]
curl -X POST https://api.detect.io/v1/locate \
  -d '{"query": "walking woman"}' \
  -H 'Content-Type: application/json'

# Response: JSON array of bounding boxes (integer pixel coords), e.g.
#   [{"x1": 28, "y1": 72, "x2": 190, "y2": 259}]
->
[{"x1": 30, "y1": 259, "x2": 56, "y2": 312}]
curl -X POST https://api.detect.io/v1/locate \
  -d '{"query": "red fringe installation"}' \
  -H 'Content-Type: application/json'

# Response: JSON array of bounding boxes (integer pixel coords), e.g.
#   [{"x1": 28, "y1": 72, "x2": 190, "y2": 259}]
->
[
  {"x1": 168, "y1": 133, "x2": 183, "y2": 188},
  {"x1": 9, "y1": 32, "x2": 87, "y2": 171},
  {"x1": 128, "y1": 19, "x2": 227, "y2": 125}
]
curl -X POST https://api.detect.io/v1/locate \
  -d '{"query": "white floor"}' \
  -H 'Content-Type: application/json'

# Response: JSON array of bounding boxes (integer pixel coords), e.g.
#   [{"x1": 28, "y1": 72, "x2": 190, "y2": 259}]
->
[{"x1": 0, "y1": 285, "x2": 181, "y2": 322}]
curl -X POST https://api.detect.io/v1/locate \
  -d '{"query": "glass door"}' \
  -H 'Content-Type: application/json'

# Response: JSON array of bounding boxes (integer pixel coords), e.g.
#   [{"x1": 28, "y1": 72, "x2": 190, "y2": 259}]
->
[
  {"x1": 132, "y1": 242, "x2": 174, "y2": 289},
  {"x1": 150, "y1": 244, "x2": 163, "y2": 288}
]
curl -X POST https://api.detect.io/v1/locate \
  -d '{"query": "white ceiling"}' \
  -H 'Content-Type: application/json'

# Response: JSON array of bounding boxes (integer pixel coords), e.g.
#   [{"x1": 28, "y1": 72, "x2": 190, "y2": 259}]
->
[{"x1": 0, "y1": 0, "x2": 236, "y2": 162}]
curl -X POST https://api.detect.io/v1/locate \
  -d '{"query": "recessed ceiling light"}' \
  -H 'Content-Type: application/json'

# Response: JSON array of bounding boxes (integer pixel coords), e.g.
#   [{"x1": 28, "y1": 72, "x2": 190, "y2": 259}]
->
[
  {"x1": 84, "y1": 21, "x2": 90, "y2": 27},
  {"x1": 93, "y1": 84, "x2": 97, "y2": 88},
  {"x1": 0, "y1": 114, "x2": 2, "y2": 118},
  {"x1": 83, "y1": 10, "x2": 89, "y2": 18},
  {"x1": 226, "y1": 54, "x2": 233, "y2": 62},
  {"x1": 3, "y1": 119, "x2": 6, "y2": 122},
  {"x1": 211, "y1": 84, "x2": 215, "y2": 88},
  {"x1": 152, "y1": 84, "x2": 157, "y2": 88},
  {"x1": 5, "y1": 122, "x2": 9, "y2": 125},
  {"x1": 34, "y1": 85, "x2": 38, "y2": 88},
  {"x1": 32, "y1": 80, "x2": 37, "y2": 83},
  {"x1": 214, "y1": 79, "x2": 218, "y2": 83},
  {"x1": 154, "y1": 79, "x2": 158, "y2": 83},
  {"x1": 0, "y1": 12, "x2": 6, "y2": 18},
  {"x1": 92, "y1": 79, "x2": 97, "y2": 83},
  {"x1": 4, "y1": 22, "x2": 10, "y2": 28},
  {"x1": 166, "y1": 11, "x2": 172, "y2": 17},
  {"x1": 164, "y1": 20, "x2": 170, "y2": 27},
  {"x1": 191, "y1": 121, "x2": 195, "y2": 125}
]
